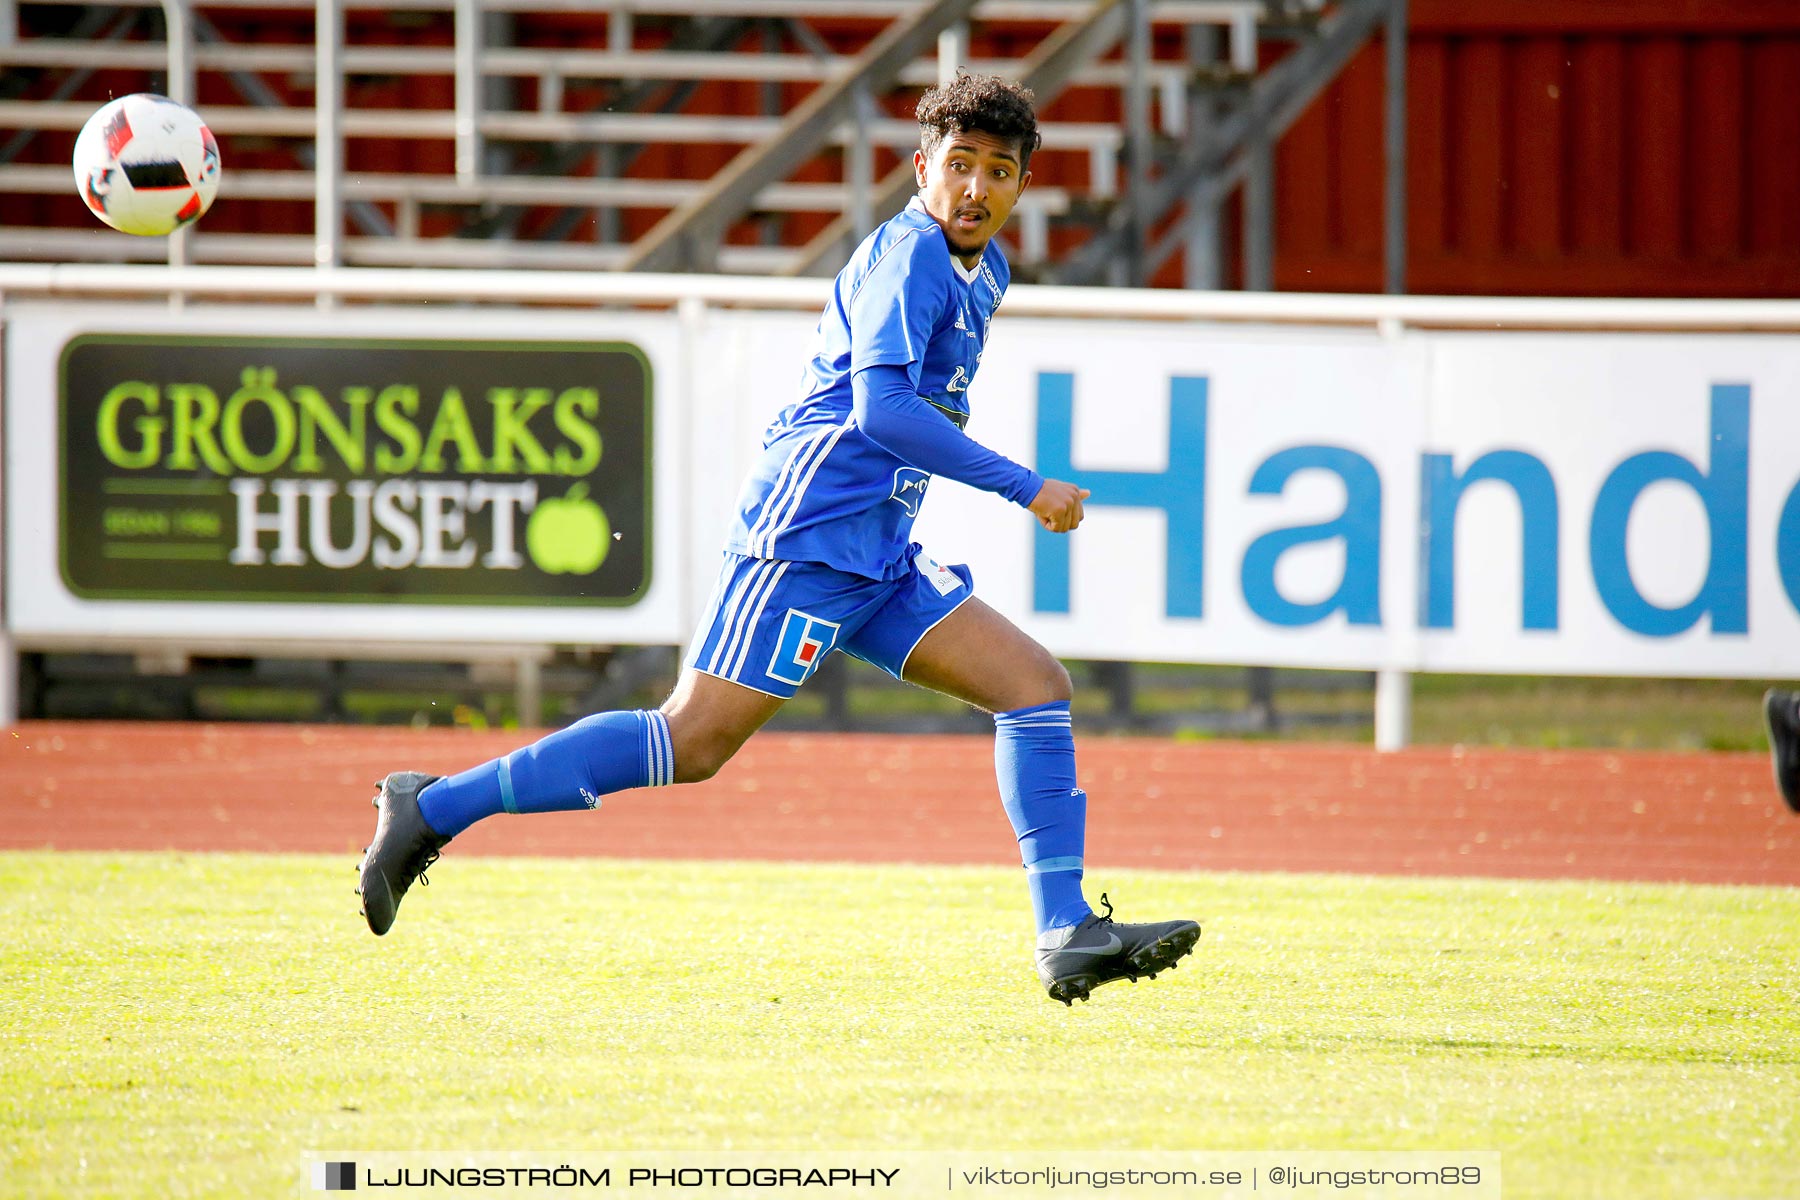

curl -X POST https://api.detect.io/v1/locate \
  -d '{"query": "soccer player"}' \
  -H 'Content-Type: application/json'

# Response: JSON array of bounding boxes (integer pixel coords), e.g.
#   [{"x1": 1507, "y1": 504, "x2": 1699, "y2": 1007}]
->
[
  {"x1": 357, "y1": 73, "x2": 1200, "y2": 1005},
  {"x1": 1764, "y1": 689, "x2": 1800, "y2": 813}
]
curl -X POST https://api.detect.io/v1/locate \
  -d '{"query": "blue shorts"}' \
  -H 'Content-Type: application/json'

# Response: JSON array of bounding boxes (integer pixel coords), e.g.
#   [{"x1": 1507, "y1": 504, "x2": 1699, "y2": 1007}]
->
[{"x1": 685, "y1": 545, "x2": 975, "y2": 698}]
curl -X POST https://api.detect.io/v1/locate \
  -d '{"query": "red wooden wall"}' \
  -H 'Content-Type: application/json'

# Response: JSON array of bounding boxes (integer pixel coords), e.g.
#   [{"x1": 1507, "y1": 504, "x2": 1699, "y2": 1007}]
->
[
  {"x1": 1269, "y1": 0, "x2": 1800, "y2": 296},
  {"x1": 9, "y1": 1, "x2": 1799, "y2": 297}
]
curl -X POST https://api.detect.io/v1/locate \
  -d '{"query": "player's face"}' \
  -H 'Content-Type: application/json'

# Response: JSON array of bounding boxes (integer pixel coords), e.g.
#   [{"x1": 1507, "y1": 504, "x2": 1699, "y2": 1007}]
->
[{"x1": 914, "y1": 129, "x2": 1032, "y2": 267}]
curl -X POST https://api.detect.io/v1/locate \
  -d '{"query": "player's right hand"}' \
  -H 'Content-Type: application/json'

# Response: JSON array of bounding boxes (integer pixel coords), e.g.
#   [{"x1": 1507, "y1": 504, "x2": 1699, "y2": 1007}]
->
[{"x1": 1028, "y1": 479, "x2": 1090, "y2": 533}]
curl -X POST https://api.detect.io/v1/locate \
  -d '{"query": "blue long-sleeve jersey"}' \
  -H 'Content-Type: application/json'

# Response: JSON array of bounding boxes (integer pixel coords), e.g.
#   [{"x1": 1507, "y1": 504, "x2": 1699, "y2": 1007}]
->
[{"x1": 724, "y1": 197, "x2": 1042, "y2": 581}]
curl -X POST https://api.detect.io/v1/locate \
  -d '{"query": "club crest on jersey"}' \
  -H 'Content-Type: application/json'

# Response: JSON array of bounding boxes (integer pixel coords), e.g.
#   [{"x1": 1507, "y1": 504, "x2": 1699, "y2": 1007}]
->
[
  {"x1": 979, "y1": 261, "x2": 1003, "y2": 312},
  {"x1": 768, "y1": 609, "x2": 841, "y2": 687},
  {"x1": 890, "y1": 467, "x2": 931, "y2": 516}
]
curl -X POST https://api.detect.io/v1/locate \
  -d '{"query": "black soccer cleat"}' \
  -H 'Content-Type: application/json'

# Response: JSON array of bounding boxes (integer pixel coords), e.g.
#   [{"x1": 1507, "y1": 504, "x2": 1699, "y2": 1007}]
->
[
  {"x1": 356, "y1": 771, "x2": 448, "y2": 936},
  {"x1": 1764, "y1": 690, "x2": 1800, "y2": 815},
  {"x1": 1034, "y1": 893, "x2": 1201, "y2": 1006}
]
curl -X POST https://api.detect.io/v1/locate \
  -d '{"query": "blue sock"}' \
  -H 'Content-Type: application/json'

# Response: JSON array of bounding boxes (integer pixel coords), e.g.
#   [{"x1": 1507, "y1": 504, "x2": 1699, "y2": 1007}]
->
[
  {"x1": 416, "y1": 709, "x2": 675, "y2": 839},
  {"x1": 993, "y1": 700, "x2": 1092, "y2": 934}
]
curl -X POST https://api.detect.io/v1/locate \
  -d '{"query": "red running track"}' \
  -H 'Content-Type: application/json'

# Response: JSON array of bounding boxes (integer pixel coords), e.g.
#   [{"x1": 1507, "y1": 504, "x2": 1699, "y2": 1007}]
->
[{"x1": 2, "y1": 721, "x2": 1795, "y2": 885}]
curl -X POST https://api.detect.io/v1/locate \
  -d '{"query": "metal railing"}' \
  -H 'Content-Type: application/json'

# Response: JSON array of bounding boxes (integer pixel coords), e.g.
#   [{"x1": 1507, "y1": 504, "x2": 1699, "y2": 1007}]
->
[
  {"x1": 10, "y1": 262, "x2": 1800, "y2": 328},
  {"x1": 1, "y1": 0, "x2": 1286, "y2": 275}
]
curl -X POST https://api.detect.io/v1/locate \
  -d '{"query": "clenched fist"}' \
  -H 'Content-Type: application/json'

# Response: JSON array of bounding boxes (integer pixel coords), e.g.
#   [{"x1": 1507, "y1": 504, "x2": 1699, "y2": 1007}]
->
[{"x1": 1028, "y1": 479, "x2": 1091, "y2": 533}]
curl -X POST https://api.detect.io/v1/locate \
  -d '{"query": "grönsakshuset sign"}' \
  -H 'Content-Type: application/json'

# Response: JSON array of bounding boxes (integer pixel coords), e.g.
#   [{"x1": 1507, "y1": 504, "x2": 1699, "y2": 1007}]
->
[{"x1": 59, "y1": 335, "x2": 652, "y2": 606}]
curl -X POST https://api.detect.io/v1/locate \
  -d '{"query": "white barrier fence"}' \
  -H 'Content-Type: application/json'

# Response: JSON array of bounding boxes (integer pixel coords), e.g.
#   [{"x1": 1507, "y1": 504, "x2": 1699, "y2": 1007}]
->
[{"x1": 5, "y1": 264, "x2": 1800, "y2": 745}]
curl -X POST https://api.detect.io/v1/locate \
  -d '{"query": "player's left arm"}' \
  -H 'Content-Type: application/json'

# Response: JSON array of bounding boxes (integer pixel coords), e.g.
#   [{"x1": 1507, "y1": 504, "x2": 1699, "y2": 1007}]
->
[{"x1": 852, "y1": 363, "x2": 1043, "y2": 505}]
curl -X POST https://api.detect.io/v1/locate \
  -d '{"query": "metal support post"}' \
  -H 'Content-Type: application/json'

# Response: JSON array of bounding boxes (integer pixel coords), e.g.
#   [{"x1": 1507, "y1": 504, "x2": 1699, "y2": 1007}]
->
[
  {"x1": 314, "y1": 0, "x2": 343, "y2": 300},
  {"x1": 160, "y1": 0, "x2": 194, "y2": 124},
  {"x1": 937, "y1": 20, "x2": 967, "y2": 84},
  {"x1": 1246, "y1": 665, "x2": 1276, "y2": 731},
  {"x1": 1183, "y1": 23, "x2": 1222, "y2": 290},
  {"x1": 1228, "y1": 8, "x2": 1256, "y2": 74},
  {"x1": 0, "y1": 0, "x2": 15, "y2": 46},
  {"x1": 816, "y1": 654, "x2": 851, "y2": 730},
  {"x1": 161, "y1": 0, "x2": 194, "y2": 278},
  {"x1": 0, "y1": 297, "x2": 11, "y2": 727},
  {"x1": 1243, "y1": 123, "x2": 1273, "y2": 291},
  {"x1": 1374, "y1": 668, "x2": 1412, "y2": 752},
  {"x1": 1018, "y1": 204, "x2": 1049, "y2": 264},
  {"x1": 515, "y1": 654, "x2": 542, "y2": 729},
  {"x1": 1384, "y1": 0, "x2": 1408, "y2": 295},
  {"x1": 1122, "y1": 0, "x2": 1152, "y2": 286},
  {"x1": 454, "y1": 0, "x2": 482, "y2": 185},
  {"x1": 1093, "y1": 661, "x2": 1136, "y2": 723},
  {"x1": 1158, "y1": 73, "x2": 1185, "y2": 137},
  {"x1": 849, "y1": 85, "x2": 875, "y2": 240},
  {"x1": 597, "y1": 145, "x2": 622, "y2": 244},
  {"x1": 0, "y1": 627, "x2": 15, "y2": 729},
  {"x1": 760, "y1": 19, "x2": 784, "y2": 247}
]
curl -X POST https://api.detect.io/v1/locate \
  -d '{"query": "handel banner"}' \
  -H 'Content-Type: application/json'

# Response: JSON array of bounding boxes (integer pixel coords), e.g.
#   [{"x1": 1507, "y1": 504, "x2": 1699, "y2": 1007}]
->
[{"x1": 59, "y1": 335, "x2": 652, "y2": 605}]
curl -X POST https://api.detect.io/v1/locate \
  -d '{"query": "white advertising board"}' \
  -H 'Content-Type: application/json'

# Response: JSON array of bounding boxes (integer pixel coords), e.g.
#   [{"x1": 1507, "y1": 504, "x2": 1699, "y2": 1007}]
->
[
  {"x1": 700, "y1": 313, "x2": 1800, "y2": 678},
  {"x1": 7, "y1": 300, "x2": 1799, "y2": 679},
  {"x1": 4, "y1": 303, "x2": 690, "y2": 647},
  {"x1": 1416, "y1": 335, "x2": 1800, "y2": 676}
]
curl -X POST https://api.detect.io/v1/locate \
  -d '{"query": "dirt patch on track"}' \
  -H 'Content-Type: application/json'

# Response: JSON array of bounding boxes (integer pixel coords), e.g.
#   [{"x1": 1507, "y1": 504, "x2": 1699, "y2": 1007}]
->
[{"x1": 2, "y1": 721, "x2": 1793, "y2": 885}]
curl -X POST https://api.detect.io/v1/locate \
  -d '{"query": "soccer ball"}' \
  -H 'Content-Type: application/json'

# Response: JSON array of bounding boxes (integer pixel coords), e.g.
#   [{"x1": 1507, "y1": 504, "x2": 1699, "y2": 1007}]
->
[{"x1": 72, "y1": 94, "x2": 221, "y2": 236}]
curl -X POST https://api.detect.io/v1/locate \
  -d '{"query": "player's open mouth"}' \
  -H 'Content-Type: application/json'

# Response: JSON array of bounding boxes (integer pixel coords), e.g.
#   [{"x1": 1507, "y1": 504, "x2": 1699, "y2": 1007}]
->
[{"x1": 955, "y1": 210, "x2": 986, "y2": 228}]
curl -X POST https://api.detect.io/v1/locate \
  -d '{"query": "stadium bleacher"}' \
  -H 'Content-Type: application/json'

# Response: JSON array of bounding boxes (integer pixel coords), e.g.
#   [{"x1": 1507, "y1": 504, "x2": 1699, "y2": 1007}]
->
[{"x1": 1, "y1": 0, "x2": 1357, "y2": 283}]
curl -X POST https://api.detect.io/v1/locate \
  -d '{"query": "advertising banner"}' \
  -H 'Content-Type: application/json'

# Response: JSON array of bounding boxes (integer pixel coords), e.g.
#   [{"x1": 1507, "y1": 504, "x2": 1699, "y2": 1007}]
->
[
  {"x1": 7, "y1": 300, "x2": 1799, "y2": 678},
  {"x1": 1415, "y1": 334, "x2": 1800, "y2": 677},
  {"x1": 911, "y1": 318, "x2": 1428, "y2": 671},
  {"x1": 60, "y1": 334, "x2": 650, "y2": 606},
  {"x1": 695, "y1": 312, "x2": 1800, "y2": 679},
  {"x1": 5, "y1": 305, "x2": 688, "y2": 646}
]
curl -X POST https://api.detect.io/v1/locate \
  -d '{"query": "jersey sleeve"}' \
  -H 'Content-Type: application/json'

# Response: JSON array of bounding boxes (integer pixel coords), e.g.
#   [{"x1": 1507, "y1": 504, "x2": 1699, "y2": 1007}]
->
[
  {"x1": 853, "y1": 363, "x2": 1044, "y2": 507},
  {"x1": 848, "y1": 230, "x2": 952, "y2": 379}
]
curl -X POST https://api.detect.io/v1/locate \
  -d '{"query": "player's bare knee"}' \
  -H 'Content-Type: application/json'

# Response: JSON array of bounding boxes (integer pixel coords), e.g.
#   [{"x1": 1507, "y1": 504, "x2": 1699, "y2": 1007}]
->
[
  {"x1": 1036, "y1": 656, "x2": 1074, "y2": 705},
  {"x1": 663, "y1": 720, "x2": 741, "y2": 784},
  {"x1": 662, "y1": 708, "x2": 738, "y2": 784},
  {"x1": 998, "y1": 652, "x2": 1071, "y2": 711},
  {"x1": 668, "y1": 736, "x2": 728, "y2": 783},
  {"x1": 672, "y1": 752, "x2": 723, "y2": 785}
]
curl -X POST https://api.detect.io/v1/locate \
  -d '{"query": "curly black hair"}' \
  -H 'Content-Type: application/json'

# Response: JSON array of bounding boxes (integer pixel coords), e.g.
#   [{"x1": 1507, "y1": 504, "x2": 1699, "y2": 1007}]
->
[{"x1": 915, "y1": 72, "x2": 1042, "y2": 169}]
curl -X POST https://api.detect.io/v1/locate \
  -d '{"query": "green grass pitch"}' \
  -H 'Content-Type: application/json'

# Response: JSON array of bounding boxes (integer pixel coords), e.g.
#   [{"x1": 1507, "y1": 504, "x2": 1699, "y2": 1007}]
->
[{"x1": 3, "y1": 852, "x2": 1796, "y2": 1198}]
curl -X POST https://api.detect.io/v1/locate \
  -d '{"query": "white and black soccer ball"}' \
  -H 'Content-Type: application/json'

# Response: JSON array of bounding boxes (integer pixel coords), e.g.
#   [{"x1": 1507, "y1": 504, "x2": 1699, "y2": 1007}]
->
[{"x1": 72, "y1": 94, "x2": 221, "y2": 236}]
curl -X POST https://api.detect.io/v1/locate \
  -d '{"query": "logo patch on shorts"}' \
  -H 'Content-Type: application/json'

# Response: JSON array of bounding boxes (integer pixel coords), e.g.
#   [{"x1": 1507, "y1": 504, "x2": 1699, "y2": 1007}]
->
[
  {"x1": 918, "y1": 555, "x2": 964, "y2": 597},
  {"x1": 767, "y1": 609, "x2": 841, "y2": 687},
  {"x1": 890, "y1": 468, "x2": 931, "y2": 517}
]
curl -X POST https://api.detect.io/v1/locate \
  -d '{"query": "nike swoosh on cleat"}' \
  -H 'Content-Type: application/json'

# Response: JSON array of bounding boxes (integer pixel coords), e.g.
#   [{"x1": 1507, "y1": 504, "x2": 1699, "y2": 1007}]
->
[{"x1": 1054, "y1": 932, "x2": 1123, "y2": 956}]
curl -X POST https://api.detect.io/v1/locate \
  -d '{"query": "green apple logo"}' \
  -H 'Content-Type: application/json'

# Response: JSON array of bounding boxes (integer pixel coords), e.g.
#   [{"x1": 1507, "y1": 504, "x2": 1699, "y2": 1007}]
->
[{"x1": 526, "y1": 483, "x2": 611, "y2": 574}]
